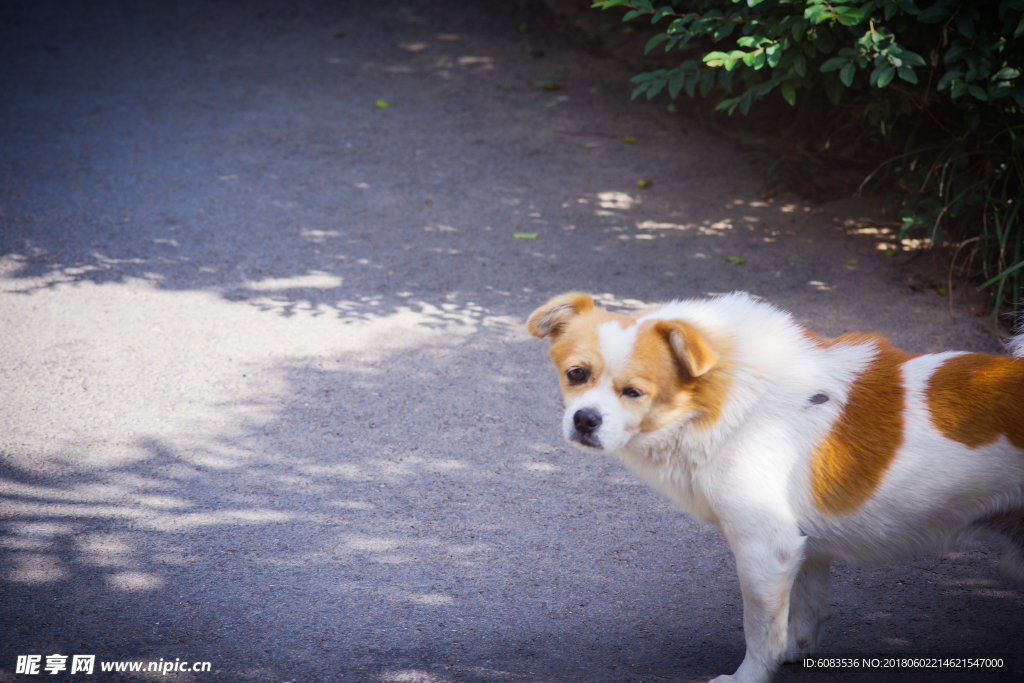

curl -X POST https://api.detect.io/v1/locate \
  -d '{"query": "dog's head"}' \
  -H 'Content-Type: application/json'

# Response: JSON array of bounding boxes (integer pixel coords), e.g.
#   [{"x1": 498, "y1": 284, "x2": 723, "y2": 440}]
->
[{"x1": 528, "y1": 292, "x2": 724, "y2": 452}]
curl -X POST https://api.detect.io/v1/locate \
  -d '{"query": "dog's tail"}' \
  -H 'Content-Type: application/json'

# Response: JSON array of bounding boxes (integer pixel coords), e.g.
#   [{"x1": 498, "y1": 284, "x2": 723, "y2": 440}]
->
[
  {"x1": 1010, "y1": 311, "x2": 1024, "y2": 357},
  {"x1": 1009, "y1": 333, "x2": 1024, "y2": 358}
]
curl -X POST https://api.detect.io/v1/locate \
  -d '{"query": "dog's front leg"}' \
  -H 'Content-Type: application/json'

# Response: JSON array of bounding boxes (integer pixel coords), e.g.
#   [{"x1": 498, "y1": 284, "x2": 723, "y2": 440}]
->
[
  {"x1": 784, "y1": 556, "x2": 831, "y2": 662},
  {"x1": 711, "y1": 528, "x2": 806, "y2": 683}
]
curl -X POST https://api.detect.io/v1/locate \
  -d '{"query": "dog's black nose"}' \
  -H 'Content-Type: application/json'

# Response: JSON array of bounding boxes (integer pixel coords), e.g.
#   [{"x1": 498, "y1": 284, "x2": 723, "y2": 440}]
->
[{"x1": 573, "y1": 408, "x2": 602, "y2": 434}]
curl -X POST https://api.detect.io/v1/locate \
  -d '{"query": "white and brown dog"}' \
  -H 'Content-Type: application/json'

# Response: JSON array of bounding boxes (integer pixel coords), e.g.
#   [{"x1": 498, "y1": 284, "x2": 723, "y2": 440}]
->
[{"x1": 528, "y1": 291, "x2": 1024, "y2": 683}]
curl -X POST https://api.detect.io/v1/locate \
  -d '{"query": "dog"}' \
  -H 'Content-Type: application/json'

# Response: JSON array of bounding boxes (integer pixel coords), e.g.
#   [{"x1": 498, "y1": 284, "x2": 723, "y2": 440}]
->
[{"x1": 528, "y1": 291, "x2": 1024, "y2": 683}]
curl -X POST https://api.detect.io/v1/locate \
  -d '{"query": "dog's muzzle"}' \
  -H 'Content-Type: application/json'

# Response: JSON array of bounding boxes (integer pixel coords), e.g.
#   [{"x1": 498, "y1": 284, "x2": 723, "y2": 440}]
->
[
  {"x1": 573, "y1": 408, "x2": 602, "y2": 434},
  {"x1": 570, "y1": 407, "x2": 603, "y2": 448}
]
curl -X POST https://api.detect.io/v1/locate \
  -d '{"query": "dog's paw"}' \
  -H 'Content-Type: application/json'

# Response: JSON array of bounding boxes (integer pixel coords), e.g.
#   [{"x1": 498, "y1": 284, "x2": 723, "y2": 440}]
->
[
  {"x1": 783, "y1": 637, "x2": 814, "y2": 663},
  {"x1": 999, "y1": 540, "x2": 1024, "y2": 584},
  {"x1": 708, "y1": 676, "x2": 736, "y2": 683}
]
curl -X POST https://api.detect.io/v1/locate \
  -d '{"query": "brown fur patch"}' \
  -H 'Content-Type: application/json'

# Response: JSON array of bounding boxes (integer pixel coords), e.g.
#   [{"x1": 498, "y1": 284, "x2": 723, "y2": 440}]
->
[
  {"x1": 811, "y1": 335, "x2": 916, "y2": 514},
  {"x1": 926, "y1": 353, "x2": 1024, "y2": 449},
  {"x1": 527, "y1": 292, "x2": 595, "y2": 339},
  {"x1": 546, "y1": 306, "x2": 635, "y2": 396},
  {"x1": 627, "y1": 321, "x2": 731, "y2": 433}
]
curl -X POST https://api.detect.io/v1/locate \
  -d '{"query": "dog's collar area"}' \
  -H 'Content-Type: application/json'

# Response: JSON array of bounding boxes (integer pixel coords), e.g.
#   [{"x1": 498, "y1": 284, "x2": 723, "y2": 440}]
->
[{"x1": 809, "y1": 393, "x2": 830, "y2": 405}]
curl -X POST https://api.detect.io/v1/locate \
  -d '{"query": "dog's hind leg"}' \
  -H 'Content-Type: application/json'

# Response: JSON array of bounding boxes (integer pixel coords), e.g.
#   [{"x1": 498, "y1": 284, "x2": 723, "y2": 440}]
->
[
  {"x1": 996, "y1": 510, "x2": 1024, "y2": 584},
  {"x1": 783, "y1": 556, "x2": 831, "y2": 662},
  {"x1": 975, "y1": 509, "x2": 1024, "y2": 584}
]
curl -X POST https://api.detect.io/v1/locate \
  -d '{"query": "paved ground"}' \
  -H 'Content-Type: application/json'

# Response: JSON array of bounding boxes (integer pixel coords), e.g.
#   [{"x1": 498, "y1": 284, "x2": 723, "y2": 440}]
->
[{"x1": 1, "y1": 1, "x2": 1021, "y2": 682}]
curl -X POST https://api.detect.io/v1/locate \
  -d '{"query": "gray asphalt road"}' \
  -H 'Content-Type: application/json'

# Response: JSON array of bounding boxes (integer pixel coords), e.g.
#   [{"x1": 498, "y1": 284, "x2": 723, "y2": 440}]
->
[{"x1": 1, "y1": 1, "x2": 1021, "y2": 682}]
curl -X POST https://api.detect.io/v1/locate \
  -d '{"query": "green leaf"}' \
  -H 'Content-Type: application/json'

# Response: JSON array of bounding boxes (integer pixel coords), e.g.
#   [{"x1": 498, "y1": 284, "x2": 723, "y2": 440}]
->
[
  {"x1": 781, "y1": 80, "x2": 796, "y2": 105},
  {"x1": 936, "y1": 67, "x2": 962, "y2": 90},
  {"x1": 794, "y1": 52, "x2": 807, "y2": 77},
  {"x1": 792, "y1": 18, "x2": 807, "y2": 41},
  {"x1": 918, "y1": 4, "x2": 950, "y2": 22},
  {"x1": 513, "y1": 232, "x2": 539, "y2": 239},
  {"x1": 900, "y1": 49, "x2": 927, "y2": 67},
  {"x1": 647, "y1": 76, "x2": 667, "y2": 98},
  {"x1": 699, "y1": 69, "x2": 716, "y2": 96},
  {"x1": 896, "y1": 0, "x2": 920, "y2": 14},
  {"x1": 876, "y1": 64, "x2": 895, "y2": 88},
  {"x1": 821, "y1": 57, "x2": 847, "y2": 72},
  {"x1": 944, "y1": 43, "x2": 969, "y2": 64},
  {"x1": 668, "y1": 69, "x2": 686, "y2": 98},
  {"x1": 375, "y1": 99, "x2": 390, "y2": 108},
  {"x1": 712, "y1": 21, "x2": 737, "y2": 42},
  {"x1": 645, "y1": 33, "x2": 671, "y2": 54},
  {"x1": 725, "y1": 253, "x2": 746, "y2": 265},
  {"x1": 651, "y1": 6, "x2": 676, "y2": 22},
  {"x1": 991, "y1": 82, "x2": 1012, "y2": 99},
  {"x1": 897, "y1": 64, "x2": 918, "y2": 83},
  {"x1": 811, "y1": 31, "x2": 835, "y2": 54},
  {"x1": 718, "y1": 67, "x2": 734, "y2": 93},
  {"x1": 766, "y1": 44, "x2": 782, "y2": 68},
  {"x1": 824, "y1": 73, "x2": 844, "y2": 104},
  {"x1": 977, "y1": 258, "x2": 1024, "y2": 289},
  {"x1": 804, "y1": 5, "x2": 831, "y2": 24},
  {"x1": 1013, "y1": 86, "x2": 1024, "y2": 107},
  {"x1": 840, "y1": 61, "x2": 856, "y2": 86},
  {"x1": 685, "y1": 70, "x2": 701, "y2": 97},
  {"x1": 968, "y1": 84, "x2": 988, "y2": 100},
  {"x1": 703, "y1": 51, "x2": 734, "y2": 67},
  {"x1": 739, "y1": 91, "x2": 754, "y2": 114},
  {"x1": 834, "y1": 6, "x2": 865, "y2": 25},
  {"x1": 954, "y1": 12, "x2": 974, "y2": 39}
]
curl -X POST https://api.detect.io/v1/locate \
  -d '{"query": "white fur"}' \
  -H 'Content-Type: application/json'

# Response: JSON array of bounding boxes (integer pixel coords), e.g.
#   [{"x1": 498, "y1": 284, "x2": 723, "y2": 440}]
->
[{"x1": 535, "y1": 293, "x2": 1024, "y2": 683}]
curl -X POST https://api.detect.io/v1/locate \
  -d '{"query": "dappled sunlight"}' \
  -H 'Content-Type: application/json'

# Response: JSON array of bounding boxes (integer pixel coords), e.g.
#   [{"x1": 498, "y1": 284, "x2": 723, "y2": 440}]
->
[
  {"x1": 106, "y1": 571, "x2": 165, "y2": 592},
  {"x1": 0, "y1": 281, "x2": 543, "y2": 625},
  {"x1": 596, "y1": 191, "x2": 639, "y2": 211},
  {"x1": 368, "y1": 31, "x2": 496, "y2": 80},
  {"x1": 7, "y1": 552, "x2": 66, "y2": 585},
  {"x1": 245, "y1": 272, "x2": 343, "y2": 291},
  {"x1": 380, "y1": 670, "x2": 450, "y2": 683}
]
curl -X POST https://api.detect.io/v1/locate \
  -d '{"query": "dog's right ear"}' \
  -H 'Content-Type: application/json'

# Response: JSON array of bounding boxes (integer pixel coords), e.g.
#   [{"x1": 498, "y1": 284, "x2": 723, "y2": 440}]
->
[{"x1": 528, "y1": 292, "x2": 594, "y2": 338}]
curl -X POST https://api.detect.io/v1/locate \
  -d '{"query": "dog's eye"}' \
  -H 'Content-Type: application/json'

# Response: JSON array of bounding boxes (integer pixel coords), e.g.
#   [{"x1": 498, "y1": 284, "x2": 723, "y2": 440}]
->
[
  {"x1": 566, "y1": 367, "x2": 589, "y2": 384},
  {"x1": 622, "y1": 387, "x2": 642, "y2": 398}
]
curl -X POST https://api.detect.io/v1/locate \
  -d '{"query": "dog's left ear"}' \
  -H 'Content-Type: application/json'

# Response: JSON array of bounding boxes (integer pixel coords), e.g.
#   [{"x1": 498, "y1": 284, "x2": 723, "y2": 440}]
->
[
  {"x1": 654, "y1": 320, "x2": 717, "y2": 378},
  {"x1": 528, "y1": 292, "x2": 594, "y2": 338}
]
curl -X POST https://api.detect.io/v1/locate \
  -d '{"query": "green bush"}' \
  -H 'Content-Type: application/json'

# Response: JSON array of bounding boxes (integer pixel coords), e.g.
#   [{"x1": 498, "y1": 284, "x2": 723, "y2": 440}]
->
[{"x1": 594, "y1": 0, "x2": 1024, "y2": 316}]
